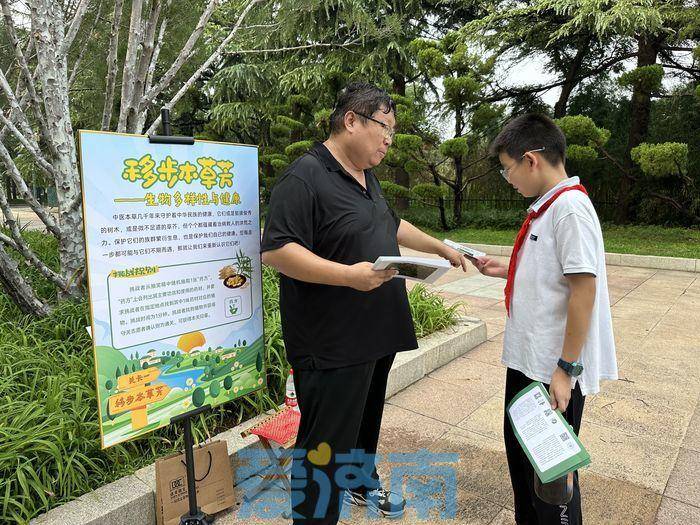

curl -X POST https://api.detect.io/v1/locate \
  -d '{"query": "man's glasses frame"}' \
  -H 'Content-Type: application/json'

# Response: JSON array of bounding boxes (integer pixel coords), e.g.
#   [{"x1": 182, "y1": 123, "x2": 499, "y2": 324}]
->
[
  {"x1": 354, "y1": 111, "x2": 396, "y2": 141},
  {"x1": 500, "y1": 147, "x2": 546, "y2": 181}
]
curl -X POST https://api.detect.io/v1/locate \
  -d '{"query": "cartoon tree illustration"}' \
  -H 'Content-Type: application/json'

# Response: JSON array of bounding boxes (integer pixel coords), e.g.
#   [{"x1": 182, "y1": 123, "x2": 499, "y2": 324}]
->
[
  {"x1": 192, "y1": 387, "x2": 206, "y2": 408},
  {"x1": 210, "y1": 381, "x2": 221, "y2": 398}
]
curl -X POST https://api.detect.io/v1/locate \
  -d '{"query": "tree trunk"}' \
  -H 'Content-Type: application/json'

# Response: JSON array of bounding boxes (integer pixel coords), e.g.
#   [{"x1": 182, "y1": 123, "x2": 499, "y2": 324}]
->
[
  {"x1": 0, "y1": 247, "x2": 52, "y2": 316},
  {"x1": 31, "y1": 0, "x2": 84, "y2": 298},
  {"x1": 553, "y1": 42, "x2": 589, "y2": 118},
  {"x1": 431, "y1": 170, "x2": 449, "y2": 230},
  {"x1": 117, "y1": 0, "x2": 145, "y2": 132},
  {"x1": 391, "y1": 72, "x2": 409, "y2": 209},
  {"x1": 617, "y1": 35, "x2": 662, "y2": 223},
  {"x1": 453, "y1": 156, "x2": 463, "y2": 225},
  {"x1": 101, "y1": 0, "x2": 124, "y2": 130},
  {"x1": 452, "y1": 107, "x2": 464, "y2": 224}
]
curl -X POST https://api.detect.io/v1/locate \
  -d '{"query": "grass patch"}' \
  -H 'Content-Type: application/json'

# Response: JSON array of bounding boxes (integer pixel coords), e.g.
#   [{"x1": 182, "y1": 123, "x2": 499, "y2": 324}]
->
[
  {"x1": 0, "y1": 235, "x2": 458, "y2": 523},
  {"x1": 408, "y1": 284, "x2": 462, "y2": 338},
  {"x1": 425, "y1": 224, "x2": 700, "y2": 259}
]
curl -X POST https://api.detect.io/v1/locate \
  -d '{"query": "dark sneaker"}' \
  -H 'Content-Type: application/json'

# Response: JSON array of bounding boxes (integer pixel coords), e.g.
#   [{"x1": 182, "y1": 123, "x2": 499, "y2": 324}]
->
[{"x1": 345, "y1": 487, "x2": 406, "y2": 518}]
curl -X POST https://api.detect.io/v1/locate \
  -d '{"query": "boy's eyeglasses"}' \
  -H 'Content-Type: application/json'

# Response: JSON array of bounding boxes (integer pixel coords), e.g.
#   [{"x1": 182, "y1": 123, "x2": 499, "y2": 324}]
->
[
  {"x1": 500, "y1": 147, "x2": 546, "y2": 181},
  {"x1": 354, "y1": 112, "x2": 396, "y2": 141}
]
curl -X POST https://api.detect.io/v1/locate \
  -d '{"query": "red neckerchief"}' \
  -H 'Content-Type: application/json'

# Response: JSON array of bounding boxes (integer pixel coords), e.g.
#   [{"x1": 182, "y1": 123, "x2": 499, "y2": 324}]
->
[{"x1": 504, "y1": 184, "x2": 588, "y2": 317}]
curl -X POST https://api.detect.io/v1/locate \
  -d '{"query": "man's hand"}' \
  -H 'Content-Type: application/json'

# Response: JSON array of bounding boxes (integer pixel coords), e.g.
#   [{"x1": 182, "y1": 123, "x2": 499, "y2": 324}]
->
[
  {"x1": 346, "y1": 262, "x2": 398, "y2": 291},
  {"x1": 438, "y1": 245, "x2": 469, "y2": 272},
  {"x1": 549, "y1": 367, "x2": 572, "y2": 412},
  {"x1": 471, "y1": 256, "x2": 509, "y2": 279}
]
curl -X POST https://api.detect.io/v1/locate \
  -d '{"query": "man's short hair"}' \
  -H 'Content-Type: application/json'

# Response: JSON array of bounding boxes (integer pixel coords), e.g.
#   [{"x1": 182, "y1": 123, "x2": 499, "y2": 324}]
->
[
  {"x1": 329, "y1": 82, "x2": 396, "y2": 135},
  {"x1": 489, "y1": 113, "x2": 566, "y2": 166}
]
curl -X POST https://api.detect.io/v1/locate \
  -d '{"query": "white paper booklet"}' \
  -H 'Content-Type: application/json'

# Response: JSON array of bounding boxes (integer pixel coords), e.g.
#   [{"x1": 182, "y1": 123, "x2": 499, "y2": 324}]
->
[
  {"x1": 443, "y1": 238, "x2": 486, "y2": 260},
  {"x1": 372, "y1": 256, "x2": 452, "y2": 284}
]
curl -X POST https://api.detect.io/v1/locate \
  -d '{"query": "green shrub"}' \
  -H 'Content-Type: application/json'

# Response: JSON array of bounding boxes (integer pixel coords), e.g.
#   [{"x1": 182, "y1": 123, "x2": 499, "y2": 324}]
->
[
  {"x1": 380, "y1": 180, "x2": 411, "y2": 199},
  {"x1": 411, "y1": 183, "x2": 449, "y2": 202},
  {"x1": 439, "y1": 137, "x2": 469, "y2": 158},
  {"x1": 630, "y1": 142, "x2": 688, "y2": 178},
  {"x1": 284, "y1": 140, "x2": 314, "y2": 159}
]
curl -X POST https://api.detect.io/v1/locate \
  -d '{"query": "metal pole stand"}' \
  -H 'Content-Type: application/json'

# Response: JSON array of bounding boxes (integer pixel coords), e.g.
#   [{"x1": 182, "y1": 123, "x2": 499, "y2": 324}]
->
[
  {"x1": 148, "y1": 108, "x2": 195, "y2": 145},
  {"x1": 148, "y1": 110, "x2": 209, "y2": 524},
  {"x1": 171, "y1": 406, "x2": 213, "y2": 525}
]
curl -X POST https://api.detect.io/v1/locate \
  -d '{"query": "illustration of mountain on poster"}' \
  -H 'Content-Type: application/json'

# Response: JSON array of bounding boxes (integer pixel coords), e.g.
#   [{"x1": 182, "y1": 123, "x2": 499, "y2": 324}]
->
[{"x1": 78, "y1": 130, "x2": 264, "y2": 448}]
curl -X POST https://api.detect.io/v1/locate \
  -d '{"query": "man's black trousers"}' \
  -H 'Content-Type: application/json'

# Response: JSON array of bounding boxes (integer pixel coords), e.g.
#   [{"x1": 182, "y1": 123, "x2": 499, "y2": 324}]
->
[{"x1": 291, "y1": 353, "x2": 395, "y2": 524}]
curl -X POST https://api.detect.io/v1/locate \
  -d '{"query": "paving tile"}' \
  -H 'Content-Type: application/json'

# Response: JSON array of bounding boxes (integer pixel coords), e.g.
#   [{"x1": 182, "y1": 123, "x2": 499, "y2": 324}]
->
[
  {"x1": 579, "y1": 470, "x2": 662, "y2": 524},
  {"x1": 612, "y1": 296, "x2": 670, "y2": 318},
  {"x1": 664, "y1": 447, "x2": 700, "y2": 507},
  {"x1": 377, "y1": 404, "x2": 452, "y2": 454},
  {"x1": 625, "y1": 282, "x2": 690, "y2": 302},
  {"x1": 451, "y1": 491, "x2": 504, "y2": 524},
  {"x1": 612, "y1": 317, "x2": 657, "y2": 341},
  {"x1": 428, "y1": 356, "x2": 505, "y2": 393},
  {"x1": 432, "y1": 428, "x2": 511, "y2": 509},
  {"x1": 579, "y1": 422, "x2": 678, "y2": 493},
  {"x1": 488, "y1": 508, "x2": 515, "y2": 525},
  {"x1": 461, "y1": 295, "x2": 502, "y2": 311},
  {"x1": 682, "y1": 395, "x2": 700, "y2": 452},
  {"x1": 646, "y1": 270, "x2": 697, "y2": 284},
  {"x1": 456, "y1": 393, "x2": 504, "y2": 442},
  {"x1": 464, "y1": 338, "x2": 504, "y2": 366},
  {"x1": 469, "y1": 284, "x2": 507, "y2": 300},
  {"x1": 388, "y1": 376, "x2": 488, "y2": 425},
  {"x1": 437, "y1": 274, "x2": 504, "y2": 295},
  {"x1": 653, "y1": 496, "x2": 700, "y2": 524},
  {"x1": 604, "y1": 358, "x2": 700, "y2": 411},
  {"x1": 586, "y1": 391, "x2": 692, "y2": 446},
  {"x1": 435, "y1": 268, "x2": 480, "y2": 286}
]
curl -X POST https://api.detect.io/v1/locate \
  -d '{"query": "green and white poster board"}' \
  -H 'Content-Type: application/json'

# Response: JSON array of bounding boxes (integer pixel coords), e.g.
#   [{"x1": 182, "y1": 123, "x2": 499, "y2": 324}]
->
[
  {"x1": 79, "y1": 130, "x2": 264, "y2": 448},
  {"x1": 507, "y1": 382, "x2": 590, "y2": 483}
]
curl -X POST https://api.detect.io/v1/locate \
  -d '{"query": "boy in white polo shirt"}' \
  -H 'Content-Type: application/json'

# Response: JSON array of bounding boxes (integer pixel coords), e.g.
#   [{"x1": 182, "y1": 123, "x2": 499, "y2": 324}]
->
[{"x1": 472, "y1": 114, "x2": 617, "y2": 525}]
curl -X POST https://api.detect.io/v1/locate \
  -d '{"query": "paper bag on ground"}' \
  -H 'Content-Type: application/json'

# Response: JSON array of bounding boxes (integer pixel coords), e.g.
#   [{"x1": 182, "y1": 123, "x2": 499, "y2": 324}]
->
[
  {"x1": 155, "y1": 440, "x2": 234, "y2": 525},
  {"x1": 507, "y1": 382, "x2": 590, "y2": 483}
]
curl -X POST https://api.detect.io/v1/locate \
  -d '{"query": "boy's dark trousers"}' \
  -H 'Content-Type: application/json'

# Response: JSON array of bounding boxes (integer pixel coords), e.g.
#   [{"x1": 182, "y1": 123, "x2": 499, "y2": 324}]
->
[
  {"x1": 504, "y1": 367, "x2": 585, "y2": 525},
  {"x1": 290, "y1": 353, "x2": 395, "y2": 525}
]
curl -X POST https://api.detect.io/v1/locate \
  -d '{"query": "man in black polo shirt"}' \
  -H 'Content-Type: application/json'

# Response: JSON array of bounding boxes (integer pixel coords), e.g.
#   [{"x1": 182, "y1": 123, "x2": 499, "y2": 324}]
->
[{"x1": 261, "y1": 82, "x2": 467, "y2": 524}]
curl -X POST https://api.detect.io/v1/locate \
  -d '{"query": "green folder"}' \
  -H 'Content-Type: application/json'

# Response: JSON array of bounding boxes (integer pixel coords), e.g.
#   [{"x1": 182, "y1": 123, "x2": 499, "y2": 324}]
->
[{"x1": 507, "y1": 381, "x2": 590, "y2": 483}]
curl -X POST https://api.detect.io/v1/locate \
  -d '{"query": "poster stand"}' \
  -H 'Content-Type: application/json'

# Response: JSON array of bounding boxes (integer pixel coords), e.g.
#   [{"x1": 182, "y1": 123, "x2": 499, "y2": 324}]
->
[{"x1": 149, "y1": 108, "x2": 213, "y2": 525}]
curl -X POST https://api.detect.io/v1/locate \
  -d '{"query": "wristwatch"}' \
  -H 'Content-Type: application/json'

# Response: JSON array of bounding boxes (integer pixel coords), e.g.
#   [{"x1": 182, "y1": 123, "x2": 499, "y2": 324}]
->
[{"x1": 557, "y1": 358, "x2": 584, "y2": 377}]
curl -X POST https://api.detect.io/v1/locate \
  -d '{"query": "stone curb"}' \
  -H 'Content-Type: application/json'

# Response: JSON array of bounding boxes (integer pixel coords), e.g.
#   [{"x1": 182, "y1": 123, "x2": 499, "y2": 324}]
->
[
  {"x1": 466, "y1": 243, "x2": 700, "y2": 273},
  {"x1": 31, "y1": 317, "x2": 486, "y2": 525}
]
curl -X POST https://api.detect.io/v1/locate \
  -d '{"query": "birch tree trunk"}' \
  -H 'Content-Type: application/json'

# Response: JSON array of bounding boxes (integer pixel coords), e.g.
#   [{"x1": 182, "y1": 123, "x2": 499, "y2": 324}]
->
[{"x1": 30, "y1": 0, "x2": 84, "y2": 298}]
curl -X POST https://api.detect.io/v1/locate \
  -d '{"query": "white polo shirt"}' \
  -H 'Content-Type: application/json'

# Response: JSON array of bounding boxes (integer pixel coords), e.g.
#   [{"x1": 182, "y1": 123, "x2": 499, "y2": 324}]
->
[{"x1": 502, "y1": 176, "x2": 617, "y2": 396}]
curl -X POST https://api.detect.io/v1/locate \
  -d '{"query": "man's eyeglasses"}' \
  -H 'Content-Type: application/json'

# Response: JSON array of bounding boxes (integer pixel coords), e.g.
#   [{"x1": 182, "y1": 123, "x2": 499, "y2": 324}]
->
[
  {"x1": 500, "y1": 147, "x2": 546, "y2": 181},
  {"x1": 354, "y1": 112, "x2": 396, "y2": 141}
]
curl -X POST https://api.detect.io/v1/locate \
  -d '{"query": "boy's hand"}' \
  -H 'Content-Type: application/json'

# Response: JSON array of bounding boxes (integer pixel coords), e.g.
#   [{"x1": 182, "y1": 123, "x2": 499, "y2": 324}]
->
[
  {"x1": 471, "y1": 256, "x2": 508, "y2": 279},
  {"x1": 549, "y1": 367, "x2": 572, "y2": 411},
  {"x1": 438, "y1": 244, "x2": 469, "y2": 272}
]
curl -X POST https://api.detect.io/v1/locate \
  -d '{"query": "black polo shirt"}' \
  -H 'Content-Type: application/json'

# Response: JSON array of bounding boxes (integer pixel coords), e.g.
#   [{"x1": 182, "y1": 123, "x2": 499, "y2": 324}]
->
[{"x1": 261, "y1": 142, "x2": 418, "y2": 370}]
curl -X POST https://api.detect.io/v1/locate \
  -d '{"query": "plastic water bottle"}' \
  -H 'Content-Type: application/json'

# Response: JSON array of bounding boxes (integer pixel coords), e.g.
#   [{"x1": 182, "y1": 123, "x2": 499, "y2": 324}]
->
[
  {"x1": 285, "y1": 369, "x2": 299, "y2": 412},
  {"x1": 534, "y1": 471, "x2": 573, "y2": 505}
]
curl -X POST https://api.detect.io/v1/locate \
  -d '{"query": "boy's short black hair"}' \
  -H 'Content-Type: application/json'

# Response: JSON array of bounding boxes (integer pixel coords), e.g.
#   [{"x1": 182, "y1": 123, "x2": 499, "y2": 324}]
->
[
  {"x1": 329, "y1": 82, "x2": 396, "y2": 134},
  {"x1": 489, "y1": 113, "x2": 566, "y2": 167}
]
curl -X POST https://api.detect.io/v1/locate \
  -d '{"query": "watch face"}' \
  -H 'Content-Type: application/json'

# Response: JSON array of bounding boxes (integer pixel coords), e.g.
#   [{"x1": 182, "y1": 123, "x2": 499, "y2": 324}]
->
[{"x1": 571, "y1": 363, "x2": 584, "y2": 376}]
